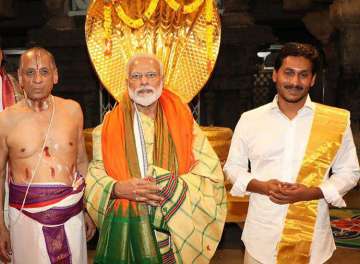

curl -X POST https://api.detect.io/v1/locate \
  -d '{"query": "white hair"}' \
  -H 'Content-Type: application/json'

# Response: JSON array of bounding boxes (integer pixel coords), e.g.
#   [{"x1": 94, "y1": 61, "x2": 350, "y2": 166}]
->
[{"x1": 126, "y1": 53, "x2": 163, "y2": 76}]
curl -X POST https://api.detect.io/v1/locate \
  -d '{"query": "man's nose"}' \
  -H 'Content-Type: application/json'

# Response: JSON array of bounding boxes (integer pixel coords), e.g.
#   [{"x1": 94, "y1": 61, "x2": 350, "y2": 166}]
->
[
  {"x1": 33, "y1": 72, "x2": 43, "y2": 83},
  {"x1": 140, "y1": 74, "x2": 149, "y2": 85},
  {"x1": 290, "y1": 74, "x2": 301, "y2": 86}
]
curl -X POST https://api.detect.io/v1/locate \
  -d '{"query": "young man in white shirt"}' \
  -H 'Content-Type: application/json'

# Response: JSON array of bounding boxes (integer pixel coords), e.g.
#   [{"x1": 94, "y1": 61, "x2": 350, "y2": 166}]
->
[{"x1": 224, "y1": 42, "x2": 360, "y2": 264}]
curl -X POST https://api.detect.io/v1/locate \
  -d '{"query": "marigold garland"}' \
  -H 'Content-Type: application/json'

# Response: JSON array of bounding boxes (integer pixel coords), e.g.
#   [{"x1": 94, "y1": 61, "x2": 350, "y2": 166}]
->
[
  {"x1": 183, "y1": 0, "x2": 204, "y2": 14},
  {"x1": 205, "y1": 0, "x2": 214, "y2": 71},
  {"x1": 164, "y1": 0, "x2": 204, "y2": 14},
  {"x1": 102, "y1": 0, "x2": 215, "y2": 64},
  {"x1": 114, "y1": 0, "x2": 159, "y2": 29},
  {"x1": 103, "y1": 3, "x2": 112, "y2": 56}
]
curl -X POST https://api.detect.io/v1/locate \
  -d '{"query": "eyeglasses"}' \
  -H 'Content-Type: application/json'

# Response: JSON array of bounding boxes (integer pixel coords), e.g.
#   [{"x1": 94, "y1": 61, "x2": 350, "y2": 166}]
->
[{"x1": 129, "y1": 72, "x2": 159, "y2": 80}]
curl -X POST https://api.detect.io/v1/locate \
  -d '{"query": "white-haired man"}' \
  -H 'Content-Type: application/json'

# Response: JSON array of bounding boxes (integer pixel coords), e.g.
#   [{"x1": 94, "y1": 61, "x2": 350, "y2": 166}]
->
[{"x1": 85, "y1": 54, "x2": 227, "y2": 264}]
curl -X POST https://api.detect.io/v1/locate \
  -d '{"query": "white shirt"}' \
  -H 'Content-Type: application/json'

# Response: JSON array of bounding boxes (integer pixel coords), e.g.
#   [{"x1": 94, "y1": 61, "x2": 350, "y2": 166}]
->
[{"x1": 224, "y1": 96, "x2": 360, "y2": 264}]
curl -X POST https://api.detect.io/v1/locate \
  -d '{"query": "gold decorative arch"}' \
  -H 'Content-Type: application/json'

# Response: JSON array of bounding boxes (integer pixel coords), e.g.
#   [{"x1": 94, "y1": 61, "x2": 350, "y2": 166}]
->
[{"x1": 85, "y1": 0, "x2": 221, "y2": 103}]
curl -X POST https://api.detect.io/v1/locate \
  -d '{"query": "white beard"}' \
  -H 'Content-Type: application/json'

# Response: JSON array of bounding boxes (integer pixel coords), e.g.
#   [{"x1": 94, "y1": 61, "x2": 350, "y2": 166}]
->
[{"x1": 128, "y1": 83, "x2": 163, "y2": 107}]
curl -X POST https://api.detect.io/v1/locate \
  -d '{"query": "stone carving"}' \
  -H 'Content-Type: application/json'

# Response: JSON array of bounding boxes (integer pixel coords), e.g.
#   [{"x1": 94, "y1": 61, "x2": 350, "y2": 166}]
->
[
  {"x1": 330, "y1": 0, "x2": 360, "y2": 73},
  {"x1": 302, "y1": 11, "x2": 335, "y2": 45},
  {"x1": 223, "y1": 0, "x2": 250, "y2": 12},
  {"x1": 222, "y1": 0, "x2": 253, "y2": 27},
  {"x1": 43, "y1": 0, "x2": 75, "y2": 30},
  {"x1": 0, "y1": 0, "x2": 16, "y2": 18},
  {"x1": 71, "y1": 0, "x2": 89, "y2": 12},
  {"x1": 283, "y1": 0, "x2": 313, "y2": 11},
  {"x1": 330, "y1": 0, "x2": 360, "y2": 27}
]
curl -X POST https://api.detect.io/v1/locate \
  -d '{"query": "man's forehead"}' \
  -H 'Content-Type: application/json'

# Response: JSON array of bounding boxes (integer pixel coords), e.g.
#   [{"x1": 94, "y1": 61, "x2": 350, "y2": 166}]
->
[
  {"x1": 22, "y1": 50, "x2": 52, "y2": 66},
  {"x1": 130, "y1": 57, "x2": 160, "y2": 71},
  {"x1": 282, "y1": 56, "x2": 312, "y2": 71}
]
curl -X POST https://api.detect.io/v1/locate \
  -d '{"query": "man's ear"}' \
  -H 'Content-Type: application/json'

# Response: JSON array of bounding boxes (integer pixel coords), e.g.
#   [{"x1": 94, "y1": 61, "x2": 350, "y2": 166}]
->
[
  {"x1": 272, "y1": 69, "x2": 278, "y2": 83},
  {"x1": 53, "y1": 68, "x2": 59, "y2": 84},
  {"x1": 310, "y1": 73, "x2": 316, "y2": 87},
  {"x1": 17, "y1": 69, "x2": 23, "y2": 88}
]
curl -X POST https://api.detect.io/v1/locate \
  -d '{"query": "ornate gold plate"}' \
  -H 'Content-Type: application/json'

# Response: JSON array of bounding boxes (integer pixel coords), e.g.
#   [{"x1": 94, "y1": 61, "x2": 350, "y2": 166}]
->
[{"x1": 85, "y1": 0, "x2": 221, "y2": 103}]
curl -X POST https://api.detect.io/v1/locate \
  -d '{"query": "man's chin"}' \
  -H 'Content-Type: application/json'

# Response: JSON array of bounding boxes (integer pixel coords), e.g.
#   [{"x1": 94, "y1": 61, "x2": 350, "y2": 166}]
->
[
  {"x1": 283, "y1": 95, "x2": 306, "y2": 104},
  {"x1": 27, "y1": 95, "x2": 51, "y2": 101},
  {"x1": 133, "y1": 98, "x2": 158, "y2": 107}
]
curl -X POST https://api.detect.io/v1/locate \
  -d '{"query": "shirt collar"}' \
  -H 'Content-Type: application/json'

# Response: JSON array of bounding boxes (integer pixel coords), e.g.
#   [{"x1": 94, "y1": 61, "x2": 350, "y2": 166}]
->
[{"x1": 270, "y1": 94, "x2": 315, "y2": 112}]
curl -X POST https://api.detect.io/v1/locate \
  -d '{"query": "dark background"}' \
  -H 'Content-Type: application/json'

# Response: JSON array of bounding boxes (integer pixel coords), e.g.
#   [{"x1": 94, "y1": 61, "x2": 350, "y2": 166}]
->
[{"x1": 1, "y1": 0, "x2": 359, "y2": 143}]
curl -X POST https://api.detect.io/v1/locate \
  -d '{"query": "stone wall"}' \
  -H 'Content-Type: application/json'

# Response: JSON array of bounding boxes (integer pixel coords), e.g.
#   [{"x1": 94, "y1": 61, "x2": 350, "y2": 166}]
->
[
  {"x1": 2, "y1": 0, "x2": 360, "y2": 133},
  {"x1": 201, "y1": 24, "x2": 276, "y2": 128}
]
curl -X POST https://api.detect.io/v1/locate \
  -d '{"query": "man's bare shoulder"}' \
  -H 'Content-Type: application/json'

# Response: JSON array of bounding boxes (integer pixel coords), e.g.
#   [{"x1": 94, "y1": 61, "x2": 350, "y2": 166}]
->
[
  {"x1": 54, "y1": 96, "x2": 83, "y2": 114},
  {"x1": 0, "y1": 101, "x2": 26, "y2": 134},
  {"x1": 0, "y1": 100, "x2": 26, "y2": 119}
]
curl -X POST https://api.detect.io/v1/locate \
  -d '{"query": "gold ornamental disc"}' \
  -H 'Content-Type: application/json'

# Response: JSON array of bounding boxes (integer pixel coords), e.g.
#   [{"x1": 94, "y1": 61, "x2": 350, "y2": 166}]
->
[{"x1": 85, "y1": 0, "x2": 221, "y2": 103}]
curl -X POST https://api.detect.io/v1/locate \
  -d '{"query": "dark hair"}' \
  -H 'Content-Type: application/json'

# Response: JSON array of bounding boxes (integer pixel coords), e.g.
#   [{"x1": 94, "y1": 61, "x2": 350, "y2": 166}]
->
[{"x1": 274, "y1": 42, "x2": 320, "y2": 74}]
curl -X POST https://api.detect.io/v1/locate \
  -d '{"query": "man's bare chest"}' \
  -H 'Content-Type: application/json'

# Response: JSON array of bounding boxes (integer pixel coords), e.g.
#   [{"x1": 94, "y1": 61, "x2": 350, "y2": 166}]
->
[{"x1": 7, "y1": 113, "x2": 78, "y2": 159}]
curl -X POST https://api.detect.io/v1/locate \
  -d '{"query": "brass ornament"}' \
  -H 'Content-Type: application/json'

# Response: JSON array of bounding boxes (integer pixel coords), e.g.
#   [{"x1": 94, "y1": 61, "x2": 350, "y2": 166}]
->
[
  {"x1": 85, "y1": 0, "x2": 221, "y2": 103},
  {"x1": 200, "y1": 126, "x2": 233, "y2": 163}
]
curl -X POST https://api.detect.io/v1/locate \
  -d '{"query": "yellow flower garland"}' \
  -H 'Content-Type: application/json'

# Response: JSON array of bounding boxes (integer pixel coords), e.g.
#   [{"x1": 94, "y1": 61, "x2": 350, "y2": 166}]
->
[
  {"x1": 103, "y1": 3, "x2": 113, "y2": 56},
  {"x1": 205, "y1": 0, "x2": 214, "y2": 71},
  {"x1": 115, "y1": 0, "x2": 159, "y2": 29},
  {"x1": 102, "y1": 0, "x2": 215, "y2": 63},
  {"x1": 109, "y1": 0, "x2": 205, "y2": 30},
  {"x1": 164, "y1": 0, "x2": 204, "y2": 14},
  {"x1": 164, "y1": 0, "x2": 180, "y2": 11},
  {"x1": 184, "y1": 0, "x2": 204, "y2": 14}
]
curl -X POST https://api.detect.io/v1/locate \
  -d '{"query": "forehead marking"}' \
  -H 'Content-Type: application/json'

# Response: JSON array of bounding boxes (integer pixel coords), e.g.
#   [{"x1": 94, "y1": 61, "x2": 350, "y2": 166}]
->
[{"x1": 35, "y1": 50, "x2": 43, "y2": 70}]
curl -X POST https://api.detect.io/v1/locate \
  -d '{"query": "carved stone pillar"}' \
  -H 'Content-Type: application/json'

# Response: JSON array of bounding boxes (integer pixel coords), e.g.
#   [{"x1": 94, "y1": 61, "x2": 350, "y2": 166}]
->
[
  {"x1": 0, "y1": 0, "x2": 16, "y2": 18},
  {"x1": 283, "y1": 0, "x2": 313, "y2": 11},
  {"x1": 330, "y1": 0, "x2": 360, "y2": 74},
  {"x1": 43, "y1": 0, "x2": 75, "y2": 30},
  {"x1": 330, "y1": 0, "x2": 360, "y2": 128},
  {"x1": 302, "y1": 11, "x2": 335, "y2": 45},
  {"x1": 203, "y1": 89, "x2": 216, "y2": 126},
  {"x1": 68, "y1": 0, "x2": 90, "y2": 15},
  {"x1": 302, "y1": 10, "x2": 339, "y2": 106},
  {"x1": 222, "y1": 0, "x2": 253, "y2": 27}
]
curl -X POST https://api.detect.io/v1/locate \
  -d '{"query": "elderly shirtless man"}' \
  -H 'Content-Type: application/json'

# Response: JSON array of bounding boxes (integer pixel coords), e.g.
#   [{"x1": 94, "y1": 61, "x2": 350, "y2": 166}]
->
[{"x1": 0, "y1": 47, "x2": 95, "y2": 264}]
